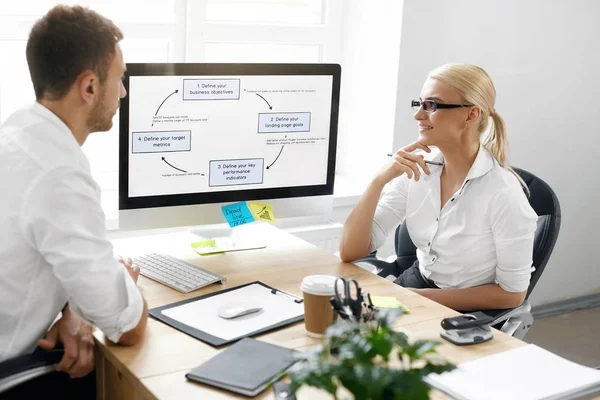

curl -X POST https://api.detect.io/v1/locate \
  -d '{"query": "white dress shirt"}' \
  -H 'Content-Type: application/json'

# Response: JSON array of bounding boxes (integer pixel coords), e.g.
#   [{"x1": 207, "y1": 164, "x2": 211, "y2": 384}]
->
[
  {"x1": 0, "y1": 103, "x2": 143, "y2": 362},
  {"x1": 371, "y1": 145, "x2": 538, "y2": 292}
]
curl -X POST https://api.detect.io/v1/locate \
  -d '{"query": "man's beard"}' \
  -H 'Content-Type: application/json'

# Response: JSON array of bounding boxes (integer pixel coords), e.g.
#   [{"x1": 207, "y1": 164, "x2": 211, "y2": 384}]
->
[{"x1": 87, "y1": 87, "x2": 114, "y2": 133}]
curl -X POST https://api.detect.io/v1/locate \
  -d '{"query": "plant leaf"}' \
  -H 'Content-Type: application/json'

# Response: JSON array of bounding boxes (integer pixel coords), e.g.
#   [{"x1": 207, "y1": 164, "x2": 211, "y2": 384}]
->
[
  {"x1": 388, "y1": 370, "x2": 432, "y2": 400},
  {"x1": 375, "y1": 308, "x2": 404, "y2": 329},
  {"x1": 336, "y1": 335, "x2": 372, "y2": 364},
  {"x1": 325, "y1": 320, "x2": 360, "y2": 339},
  {"x1": 337, "y1": 365, "x2": 371, "y2": 399},
  {"x1": 413, "y1": 340, "x2": 441, "y2": 358},
  {"x1": 420, "y1": 361, "x2": 457, "y2": 376},
  {"x1": 289, "y1": 361, "x2": 339, "y2": 396},
  {"x1": 366, "y1": 333, "x2": 393, "y2": 362},
  {"x1": 389, "y1": 331, "x2": 410, "y2": 348},
  {"x1": 399, "y1": 339, "x2": 442, "y2": 364}
]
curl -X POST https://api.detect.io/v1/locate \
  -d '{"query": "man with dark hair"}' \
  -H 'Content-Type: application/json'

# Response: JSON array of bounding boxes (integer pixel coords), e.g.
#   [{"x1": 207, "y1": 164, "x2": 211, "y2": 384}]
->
[{"x1": 0, "y1": 5, "x2": 148, "y2": 398}]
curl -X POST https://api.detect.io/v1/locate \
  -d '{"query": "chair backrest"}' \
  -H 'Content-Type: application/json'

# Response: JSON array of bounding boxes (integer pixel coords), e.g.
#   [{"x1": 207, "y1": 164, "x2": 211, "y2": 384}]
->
[
  {"x1": 513, "y1": 167, "x2": 561, "y2": 296},
  {"x1": 394, "y1": 167, "x2": 561, "y2": 298}
]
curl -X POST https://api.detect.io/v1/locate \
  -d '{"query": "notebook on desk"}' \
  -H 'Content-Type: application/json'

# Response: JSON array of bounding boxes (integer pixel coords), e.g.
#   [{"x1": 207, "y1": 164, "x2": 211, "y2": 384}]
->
[
  {"x1": 425, "y1": 344, "x2": 600, "y2": 400},
  {"x1": 186, "y1": 337, "x2": 299, "y2": 397}
]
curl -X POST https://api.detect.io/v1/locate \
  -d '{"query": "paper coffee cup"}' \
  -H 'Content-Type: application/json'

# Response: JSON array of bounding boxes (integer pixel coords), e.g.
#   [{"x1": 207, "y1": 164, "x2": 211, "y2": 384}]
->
[{"x1": 300, "y1": 275, "x2": 338, "y2": 338}]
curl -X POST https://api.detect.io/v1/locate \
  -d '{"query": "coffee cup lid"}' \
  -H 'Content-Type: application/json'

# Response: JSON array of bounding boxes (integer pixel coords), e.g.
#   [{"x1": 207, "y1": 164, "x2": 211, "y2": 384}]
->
[{"x1": 300, "y1": 275, "x2": 338, "y2": 296}]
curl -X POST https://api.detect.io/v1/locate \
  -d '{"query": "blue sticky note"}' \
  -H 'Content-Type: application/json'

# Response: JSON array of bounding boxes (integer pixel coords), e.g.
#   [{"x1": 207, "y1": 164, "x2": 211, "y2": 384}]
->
[{"x1": 221, "y1": 201, "x2": 255, "y2": 227}]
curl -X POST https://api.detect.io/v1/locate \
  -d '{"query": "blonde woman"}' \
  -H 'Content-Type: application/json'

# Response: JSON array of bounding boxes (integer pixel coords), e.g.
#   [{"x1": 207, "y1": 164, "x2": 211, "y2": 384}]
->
[{"x1": 339, "y1": 64, "x2": 537, "y2": 311}]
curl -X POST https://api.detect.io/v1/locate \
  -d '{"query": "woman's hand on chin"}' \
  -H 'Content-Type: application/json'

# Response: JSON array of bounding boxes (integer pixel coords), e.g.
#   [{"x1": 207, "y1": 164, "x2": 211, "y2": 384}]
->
[{"x1": 376, "y1": 141, "x2": 431, "y2": 184}]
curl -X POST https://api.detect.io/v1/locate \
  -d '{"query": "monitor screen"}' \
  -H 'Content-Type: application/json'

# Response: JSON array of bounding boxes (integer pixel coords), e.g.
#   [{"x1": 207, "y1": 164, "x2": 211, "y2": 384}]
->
[{"x1": 119, "y1": 63, "x2": 340, "y2": 230}]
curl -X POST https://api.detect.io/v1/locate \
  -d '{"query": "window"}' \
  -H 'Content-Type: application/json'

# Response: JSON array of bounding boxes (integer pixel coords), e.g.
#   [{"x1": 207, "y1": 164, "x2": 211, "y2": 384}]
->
[
  {"x1": 205, "y1": 0, "x2": 325, "y2": 25},
  {"x1": 0, "y1": 0, "x2": 342, "y2": 222}
]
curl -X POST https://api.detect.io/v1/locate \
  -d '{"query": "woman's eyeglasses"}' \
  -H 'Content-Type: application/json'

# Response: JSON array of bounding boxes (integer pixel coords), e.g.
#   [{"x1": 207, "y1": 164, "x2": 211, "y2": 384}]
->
[{"x1": 411, "y1": 99, "x2": 473, "y2": 113}]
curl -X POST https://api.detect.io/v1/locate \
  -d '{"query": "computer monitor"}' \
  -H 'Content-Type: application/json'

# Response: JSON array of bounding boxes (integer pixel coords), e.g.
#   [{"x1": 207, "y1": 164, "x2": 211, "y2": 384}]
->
[{"x1": 119, "y1": 63, "x2": 341, "y2": 230}]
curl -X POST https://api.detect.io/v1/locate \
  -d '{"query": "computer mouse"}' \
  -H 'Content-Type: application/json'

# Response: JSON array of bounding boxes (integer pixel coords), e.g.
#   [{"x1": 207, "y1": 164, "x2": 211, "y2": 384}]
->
[{"x1": 217, "y1": 302, "x2": 263, "y2": 319}]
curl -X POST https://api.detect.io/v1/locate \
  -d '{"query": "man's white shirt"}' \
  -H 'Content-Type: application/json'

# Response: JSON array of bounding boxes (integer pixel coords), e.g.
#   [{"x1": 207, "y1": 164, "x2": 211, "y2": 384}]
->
[
  {"x1": 0, "y1": 102, "x2": 143, "y2": 362},
  {"x1": 371, "y1": 146, "x2": 538, "y2": 292}
]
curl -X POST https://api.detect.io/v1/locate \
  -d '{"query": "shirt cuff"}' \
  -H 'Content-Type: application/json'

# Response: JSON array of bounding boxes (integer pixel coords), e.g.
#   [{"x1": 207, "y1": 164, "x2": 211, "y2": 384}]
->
[
  {"x1": 495, "y1": 265, "x2": 534, "y2": 293},
  {"x1": 69, "y1": 271, "x2": 144, "y2": 343}
]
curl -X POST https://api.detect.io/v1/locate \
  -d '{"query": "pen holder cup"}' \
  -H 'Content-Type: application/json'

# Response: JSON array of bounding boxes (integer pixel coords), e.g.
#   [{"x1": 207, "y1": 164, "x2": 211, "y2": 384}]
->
[{"x1": 300, "y1": 275, "x2": 338, "y2": 338}]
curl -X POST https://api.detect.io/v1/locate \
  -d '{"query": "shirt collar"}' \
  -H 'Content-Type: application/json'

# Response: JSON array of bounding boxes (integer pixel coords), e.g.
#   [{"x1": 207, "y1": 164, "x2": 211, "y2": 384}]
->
[
  {"x1": 465, "y1": 144, "x2": 495, "y2": 181},
  {"x1": 30, "y1": 102, "x2": 90, "y2": 170},
  {"x1": 422, "y1": 144, "x2": 495, "y2": 196}
]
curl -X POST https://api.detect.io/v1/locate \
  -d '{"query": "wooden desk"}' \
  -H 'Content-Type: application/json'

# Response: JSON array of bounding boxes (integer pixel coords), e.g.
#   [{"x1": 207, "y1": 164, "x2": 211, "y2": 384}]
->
[{"x1": 94, "y1": 223, "x2": 525, "y2": 399}]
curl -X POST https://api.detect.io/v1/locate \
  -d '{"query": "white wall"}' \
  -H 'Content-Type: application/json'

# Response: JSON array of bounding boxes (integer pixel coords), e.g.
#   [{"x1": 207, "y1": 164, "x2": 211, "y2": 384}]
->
[
  {"x1": 393, "y1": 0, "x2": 600, "y2": 306},
  {"x1": 331, "y1": 1, "x2": 405, "y2": 259},
  {"x1": 336, "y1": 0, "x2": 403, "y2": 179}
]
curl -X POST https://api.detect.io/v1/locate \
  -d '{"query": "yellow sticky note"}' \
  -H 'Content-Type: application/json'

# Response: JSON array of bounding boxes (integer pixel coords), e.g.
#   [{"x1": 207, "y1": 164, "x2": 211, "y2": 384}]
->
[
  {"x1": 248, "y1": 201, "x2": 276, "y2": 224},
  {"x1": 191, "y1": 239, "x2": 224, "y2": 256},
  {"x1": 371, "y1": 296, "x2": 410, "y2": 313}
]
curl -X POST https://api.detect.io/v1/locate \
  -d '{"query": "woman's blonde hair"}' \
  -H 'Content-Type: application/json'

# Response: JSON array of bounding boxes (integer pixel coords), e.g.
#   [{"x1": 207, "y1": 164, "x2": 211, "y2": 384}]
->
[{"x1": 428, "y1": 63, "x2": 527, "y2": 192}]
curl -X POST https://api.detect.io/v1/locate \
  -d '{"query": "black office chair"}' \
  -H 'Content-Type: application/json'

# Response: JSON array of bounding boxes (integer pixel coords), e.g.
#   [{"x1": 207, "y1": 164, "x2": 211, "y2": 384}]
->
[
  {"x1": 0, "y1": 349, "x2": 64, "y2": 398},
  {"x1": 355, "y1": 167, "x2": 561, "y2": 339},
  {"x1": 0, "y1": 348, "x2": 95, "y2": 400}
]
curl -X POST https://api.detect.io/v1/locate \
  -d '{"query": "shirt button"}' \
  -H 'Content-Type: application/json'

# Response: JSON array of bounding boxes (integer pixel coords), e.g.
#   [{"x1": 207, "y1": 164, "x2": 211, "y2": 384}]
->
[
  {"x1": 451, "y1": 198, "x2": 455, "y2": 202},
  {"x1": 428, "y1": 242, "x2": 431, "y2": 246},
  {"x1": 436, "y1": 217, "x2": 439, "y2": 221}
]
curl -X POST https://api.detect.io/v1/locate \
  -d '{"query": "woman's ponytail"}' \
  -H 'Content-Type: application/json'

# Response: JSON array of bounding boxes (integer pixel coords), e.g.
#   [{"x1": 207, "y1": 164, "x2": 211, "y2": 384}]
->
[
  {"x1": 482, "y1": 111, "x2": 508, "y2": 167},
  {"x1": 484, "y1": 111, "x2": 529, "y2": 194}
]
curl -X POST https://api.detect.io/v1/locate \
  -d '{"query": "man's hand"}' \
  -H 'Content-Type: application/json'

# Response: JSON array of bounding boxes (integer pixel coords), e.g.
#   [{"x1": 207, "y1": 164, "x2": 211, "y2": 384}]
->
[
  {"x1": 119, "y1": 255, "x2": 140, "y2": 283},
  {"x1": 37, "y1": 306, "x2": 95, "y2": 378}
]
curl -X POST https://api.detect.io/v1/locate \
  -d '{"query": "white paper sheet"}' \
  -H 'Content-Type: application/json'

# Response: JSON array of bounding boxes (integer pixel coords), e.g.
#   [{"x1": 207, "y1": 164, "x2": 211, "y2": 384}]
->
[
  {"x1": 425, "y1": 344, "x2": 600, "y2": 400},
  {"x1": 161, "y1": 283, "x2": 304, "y2": 341}
]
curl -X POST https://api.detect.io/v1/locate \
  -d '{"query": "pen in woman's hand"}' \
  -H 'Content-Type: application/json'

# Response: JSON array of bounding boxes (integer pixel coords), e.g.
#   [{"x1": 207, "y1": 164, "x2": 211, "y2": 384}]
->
[{"x1": 386, "y1": 153, "x2": 444, "y2": 166}]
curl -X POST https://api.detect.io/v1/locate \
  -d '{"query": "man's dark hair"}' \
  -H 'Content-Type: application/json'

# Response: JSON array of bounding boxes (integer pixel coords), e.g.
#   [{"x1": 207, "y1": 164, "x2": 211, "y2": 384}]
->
[{"x1": 26, "y1": 5, "x2": 123, "y2": 100}]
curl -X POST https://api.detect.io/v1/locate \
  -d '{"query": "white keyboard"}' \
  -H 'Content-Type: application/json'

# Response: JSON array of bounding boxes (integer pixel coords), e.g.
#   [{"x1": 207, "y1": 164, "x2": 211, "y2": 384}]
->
[{"x1": 133, "y1": 253, "x2": 224, "y2": 293}]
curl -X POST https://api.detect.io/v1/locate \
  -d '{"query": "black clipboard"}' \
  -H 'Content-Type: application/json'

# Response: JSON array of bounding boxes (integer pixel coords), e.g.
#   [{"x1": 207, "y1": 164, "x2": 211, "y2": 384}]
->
[{"x1": 149, "y1": 281, "x2": 304, "y2": 347}]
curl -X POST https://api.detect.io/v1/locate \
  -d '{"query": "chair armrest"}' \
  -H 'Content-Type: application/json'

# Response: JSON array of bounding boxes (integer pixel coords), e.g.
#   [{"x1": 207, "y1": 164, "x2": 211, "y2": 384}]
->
[
  {"x1": 458, "y1": 301, "x2": 532, "y2": 335},
  {"x1": 467, "y1": 301, "x2": 530, "y2": 325},
  {"x1": 352, "y1": 254, "x2": 398, "y2": 277},
  {"x1": 0, "y1": 349, "x2": 64, "y2": 394},
  {"x1": 487, "y1": 301, "x2": 531, "y2": 325}
]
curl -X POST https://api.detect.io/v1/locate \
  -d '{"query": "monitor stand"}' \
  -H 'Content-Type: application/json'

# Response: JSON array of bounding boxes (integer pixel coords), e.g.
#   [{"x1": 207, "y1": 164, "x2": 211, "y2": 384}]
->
[
  {"x1": 188, "y1": 223, "x2": 267, "y2": 253},
  {"x1": 189, "y1": 222, "x2": 236, "y2": 239}
]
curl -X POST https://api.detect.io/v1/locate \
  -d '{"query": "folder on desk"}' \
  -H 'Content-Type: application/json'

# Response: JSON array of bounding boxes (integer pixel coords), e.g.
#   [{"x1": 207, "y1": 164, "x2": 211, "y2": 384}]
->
[
  {"x1": 149, "y1": 281, "x2": 305, "y2": 346},
  {"x1": 186, "y1": 337, "x2": 298, "y2": 397},
  {"x1": 425, "y1": 344, "x2": 600, "y2": 400}
]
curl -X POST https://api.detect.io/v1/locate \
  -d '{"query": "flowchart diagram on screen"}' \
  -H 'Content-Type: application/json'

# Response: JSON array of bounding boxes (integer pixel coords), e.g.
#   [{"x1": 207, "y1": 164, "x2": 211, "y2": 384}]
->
[{"x1": 127, "y1": 74, "x2": 332, "y2": 199}]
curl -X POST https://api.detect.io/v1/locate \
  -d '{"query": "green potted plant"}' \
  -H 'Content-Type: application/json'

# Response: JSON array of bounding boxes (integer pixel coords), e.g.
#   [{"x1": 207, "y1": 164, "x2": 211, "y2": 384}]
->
[{"x1": 284, "y1": 309, "x2": 455, "y2": 400}]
